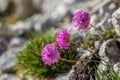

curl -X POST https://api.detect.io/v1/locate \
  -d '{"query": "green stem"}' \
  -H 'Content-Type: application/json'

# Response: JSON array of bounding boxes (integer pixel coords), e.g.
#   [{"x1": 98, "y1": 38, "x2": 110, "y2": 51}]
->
[
  {"x1": 90, "y1": 24, "x2": 99, "y2": 30},
  {"x1": 60, "y1": 57, "x2": 107, "y2": 66},
  {"x1": 90, "y1": 24, "x2": 104, "y2": 36},
  {"x1": 88, "y1": 60, "x2": 107, "y2": 66},
  {"x1": 62, "y1": 41, "x2": 109, "y2": 66},
  {"x1": 59, "y1": 57, "x2": 77, "y2": 63},
  {"x1": 78, "y1": 42, "x2": 109, "y2": 65}
]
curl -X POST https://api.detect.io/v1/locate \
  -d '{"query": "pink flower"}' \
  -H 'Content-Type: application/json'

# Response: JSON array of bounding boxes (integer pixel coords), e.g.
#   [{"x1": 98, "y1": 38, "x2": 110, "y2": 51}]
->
[
  {"x1": 41, "y1": 44, "x2": 60, "y2": 66},
  {"x1": 72, "y1": 10, "x2": 90, "y2": 31},
  {"x1": 56, "y1": 29, "x2": 70, "y2": 49}
]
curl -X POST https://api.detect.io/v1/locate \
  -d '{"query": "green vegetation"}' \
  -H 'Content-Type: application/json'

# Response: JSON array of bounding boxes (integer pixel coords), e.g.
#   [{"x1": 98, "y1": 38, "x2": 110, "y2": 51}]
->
[{"x1": 16, "y1": 30, "x2": 77, "y2": 79}]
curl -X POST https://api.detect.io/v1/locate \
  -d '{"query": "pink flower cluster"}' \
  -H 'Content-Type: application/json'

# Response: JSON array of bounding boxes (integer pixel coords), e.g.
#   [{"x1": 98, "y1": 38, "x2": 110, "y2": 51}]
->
[
  {"x1": 41, "y1": 30, "x2": 70, "y2": 66},
  {"x1": 72, "y1": 10, "x2": 90, "y2": 31},
  {"x1": 56, "y1": 29, "x2": 70, "y2": 49},
  {"x1": 41, "y1": 44, "x2": 60, "y2": 66},
  {"x1": 41, "y1": 10, "x2": 90, "y2": 66}
]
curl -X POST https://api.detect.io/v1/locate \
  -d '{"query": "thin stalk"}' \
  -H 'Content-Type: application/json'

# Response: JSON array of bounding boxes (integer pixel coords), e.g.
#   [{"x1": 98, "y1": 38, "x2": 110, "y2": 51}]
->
[
  {"x1": 90, "y1": 24, "x2": 104, "y2": 36},
  {"x1": 77, "y1": 42, "x2": 110, "y2": 67},
  {"x1": 59, "y1": 57, "x2": 77, "y2": 63}
]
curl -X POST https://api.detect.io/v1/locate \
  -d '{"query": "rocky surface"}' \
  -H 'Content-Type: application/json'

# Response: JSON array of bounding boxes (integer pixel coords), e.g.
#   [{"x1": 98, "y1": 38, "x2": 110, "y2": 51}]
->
[
  {"x1": 0, "y1": 0, "x2": 9, "y2": 12},
  {"x1": 98, "y1": 39, "x2": 120, "y2": 73},
  {"x1": 0, "y1": 0, "x2": 120, "y2": 80},
  {"x1": 113, "y1": 63, "x2": 120, "y2": 77},
  {"x1": 0, "y1": 73, "x2": 20, "y2": 80}
]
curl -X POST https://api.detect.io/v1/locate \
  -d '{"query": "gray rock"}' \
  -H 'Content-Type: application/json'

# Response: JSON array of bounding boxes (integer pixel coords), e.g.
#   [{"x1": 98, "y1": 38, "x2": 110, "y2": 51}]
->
[
  {"x1": 97, "y1": 13, "x2": 110, "y2": 31},
  {"x1": 42, "y1": 0, "x2": 70, "y2": 21},
  {"x1": 94, "y1": 40, "x2": 102, "y2": 50},
  {"x1": 109, "y1": 18, "x2": 120, "y2": 36},
  {"x1": 50, "y1": 4, "x2": 68, "y2": 21},
  {"x1": 89, "y1": 27, "x2": 100, "y2": 36},
  {"x1": 0, "y1": 0, "x2": 9, "y2": 12},
  {"x1": 112, "y1": 8, "x2": 120, "y2": 19},
  {"x1": 0, "y1": 47, "x2": 24, "y2": 72},
  {"x1": 0, "y1": 24, "x2": 13, "y2": 55},
  {"x1": 10, "y1": 13, "x2": 59, "y2": 33},
  {"x1": 108, "y1": 3, "x2": 116, "y2": 10},
  {"x1": 8, "y1": 37, "x2": 27, "y2": 49},
  {"x1": 29, "y1": 14, "x2": 41, "y2": 23},
  {"x1": 107, "y1": 8, "x2": 120, "y2": 36},
  {"x1": 55, "y1": 64, "x2": 77, "y2": 80},
  {"x1": 63, "y1": 0, "x2": 76, "y2": 5},
  {"x1": 0, "y1": 37, "x2": 9, "y2": 55},
  {"x1": 38, "y1": 18, "x2": 58, "y2": 31},
  {"x1": 113, "y1": 0, "x2": 120, "y2": 4},
  {"x1": 28, "y1": 77, "x2": 36, "y2": 80},
  {"x1": 90, "y1": 14, "x2": 99, "y2": 25},
  {"x1": 14, "y1": 0, "x2": 36, "y2": 18},
  {"x1": 32, "y1": 0, "x2": 43, "y2": 12},
  {"x1": 91, "y1": 0, "x2": 111, "y2": 13},
  {"x1": 68, "y1": 59, "x2": 96, "y2": 80},
  {"x1": 0, "y1": 73, "x2": 20, "y2": 80},
  {"x1": 113, "y1": 63, "x2": 120, "y2": 77},
  {"x1": 13, "y1": 0, "x2": 23, "y2": 15},
  {"x1": 69, "y1": 0, "x2": 93, "y2": 13},
  {"x1": 0, "y1": 23, "x2": 14, "y2": 37},
  {"x1": 90, "y1": 13, "x2": 110, "y2": 33},
  {"x1": 42, "y1": 0, "x2": 63, "y2": 15},
  {"x1": 67, "y1": 24, "x2": 87, "y2": 39},
  {"x1": 55, "y1": 72, "x2": 69, "y2": 80},
  {"x1": 9, "y1": 20, "x2": 34, "y2": 35},
  {"x1": 34, "y1": 16, "x2": 58, "y2": 31},
  {"x1": 98, "y1": 39, "x2": 120, "y2": 71},
  {"x1": 77, "y1": 47, "x2": 91, "y2": 59}
]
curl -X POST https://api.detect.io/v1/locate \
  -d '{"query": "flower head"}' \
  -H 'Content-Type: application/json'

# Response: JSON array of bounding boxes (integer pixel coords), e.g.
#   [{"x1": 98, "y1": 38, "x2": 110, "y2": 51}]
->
[
  {"x1": 72, "y1": 10, "x2": 90, "y2": 31},
  {"x1": 56, "y1": 29, "x2": 70, "y2": 49},
  {"x1": 41, "y1": 44, "x2": 60, "y2": 66}
]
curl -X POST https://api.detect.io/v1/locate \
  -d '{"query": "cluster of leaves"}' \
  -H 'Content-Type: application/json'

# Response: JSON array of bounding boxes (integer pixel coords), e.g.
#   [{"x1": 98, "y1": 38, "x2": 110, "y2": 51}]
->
[
  {"x1": 95, "y1": 64, "x2": 120, "y2": 80},
  {"x1": 16, "y1": 30, "x2": 77, "y2": 79}
]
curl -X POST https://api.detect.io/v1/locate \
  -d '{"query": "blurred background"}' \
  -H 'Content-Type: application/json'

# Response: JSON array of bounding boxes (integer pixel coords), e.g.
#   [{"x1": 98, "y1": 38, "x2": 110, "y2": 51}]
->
[{"x1": 0, "y1": 0, "x2": 120, "y2": 80}]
